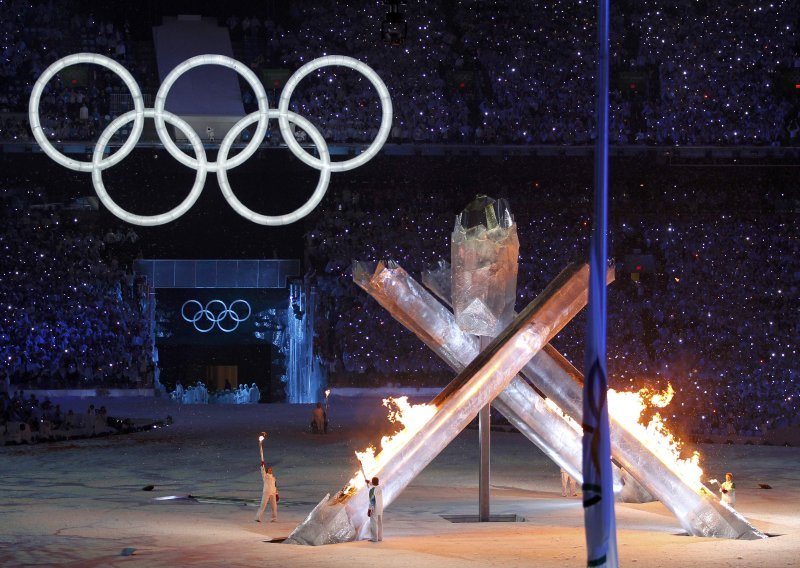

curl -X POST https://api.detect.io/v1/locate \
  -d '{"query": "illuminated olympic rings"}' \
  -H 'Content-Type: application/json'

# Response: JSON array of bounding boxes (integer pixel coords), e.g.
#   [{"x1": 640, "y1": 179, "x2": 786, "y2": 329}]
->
[
  {"x1": 28, "y1": 53, "x2": 392, "y2": 226},
  {"x1": 181, "y1": 299, "x2": 252, "y2": 333}
]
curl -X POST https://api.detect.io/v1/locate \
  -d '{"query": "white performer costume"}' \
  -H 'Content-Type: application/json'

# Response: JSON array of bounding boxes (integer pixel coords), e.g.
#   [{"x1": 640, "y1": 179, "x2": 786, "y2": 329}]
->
[
  {"x1": 560, "y1": 467, "x2": 578, "y2": 497},
  {"x1": 250, "y1": 383, "x2": 261, "y2": 403},
  {"x1": 256, "y1": 465, "x2": 278, "y2": 521},
  {"x1": 368, "y1": 479, "x2": 384, "y2": 542},
  {"x1": 720, "y1": 479, "x2": 736, "y2": 506}
]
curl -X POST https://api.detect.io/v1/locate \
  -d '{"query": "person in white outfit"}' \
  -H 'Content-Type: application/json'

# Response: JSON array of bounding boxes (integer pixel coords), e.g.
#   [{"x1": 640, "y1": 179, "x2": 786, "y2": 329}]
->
[
  {"x1": 720, "y1": 472, "x2": 736, "y2": 506},
  {"x1": 256, "y1": 464, "x2": 278, "y2": 522},
  {"x1": 250, "y1": 383, "x2": 260, "y2": 403},
  {"x1": 560, "y1": 467, "x2": 578, "y2": 497},
  {"x1": 367, "y1": 476, "x2": 383, "y2": 542}
]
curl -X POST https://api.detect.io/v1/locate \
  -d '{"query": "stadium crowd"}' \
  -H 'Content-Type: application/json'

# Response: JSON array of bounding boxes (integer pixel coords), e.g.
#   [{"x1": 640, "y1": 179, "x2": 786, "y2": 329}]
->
[
  {"x1": 1, "y1": 0, "x2": 799, "y2": 145},
  {"x1": 0, "y1": 388, "x2": 169, "y2": 445},
  {"x1": 0, "y1": 0, "x2": 143, "y2": 143},
  {"x1": 0, "y1": 1, "x2": 798, "y2": 442},
  {"x1": 0, "y1": 155, "x2": 796, "y2": 440},
  {"x1": 0, "y1": 186, "x2": 151, "y2": 391}
]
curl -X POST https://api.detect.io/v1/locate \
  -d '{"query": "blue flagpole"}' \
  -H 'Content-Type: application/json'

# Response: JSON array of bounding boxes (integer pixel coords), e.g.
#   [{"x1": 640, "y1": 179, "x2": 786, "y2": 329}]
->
[{"x1": 582, "y1": 0, "x2": 618, "y2": 564}]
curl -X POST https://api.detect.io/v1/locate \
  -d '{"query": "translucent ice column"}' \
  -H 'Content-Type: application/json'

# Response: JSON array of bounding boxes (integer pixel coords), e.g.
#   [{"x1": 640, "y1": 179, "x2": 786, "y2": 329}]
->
[
  {"x1": 285, "y1": 262, "x2": 593, "y2": 545},
  {"x1": 426, "y1": 265, "x2": 764, "y2": 539},
  {"x1": 451, "y1": 196, "x2": 519, "y2": 520},
  {"x1": 451, "y1": 195, "x2": 519, "y2": 337},
  {"x1": 363, "y1": 261, "x2": 590, "y2": 485},
  {"x1": 410, "y1": 261, "x2": 641, "y2": 498},
  {"x1": 522, "y1": 345, "x2": 764, "y2": 539},
  {"x1": 423, "y1": 260, "x2": 640, "y2": 499}
]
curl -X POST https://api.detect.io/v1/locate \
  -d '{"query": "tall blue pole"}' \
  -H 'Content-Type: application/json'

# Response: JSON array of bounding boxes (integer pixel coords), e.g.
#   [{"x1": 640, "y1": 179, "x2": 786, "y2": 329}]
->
[{"x1": 582, "y1": 0, "x2": 618, "y2": 564}]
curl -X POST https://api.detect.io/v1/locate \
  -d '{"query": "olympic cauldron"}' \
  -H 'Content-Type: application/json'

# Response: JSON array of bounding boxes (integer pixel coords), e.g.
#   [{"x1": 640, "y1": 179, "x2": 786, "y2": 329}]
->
[
  {"x1": 286, "y1": 195, "x2": 764, "y2": 544},
  {"x1": 29, "y1": 55, "x2": 764, "y2": 543}
]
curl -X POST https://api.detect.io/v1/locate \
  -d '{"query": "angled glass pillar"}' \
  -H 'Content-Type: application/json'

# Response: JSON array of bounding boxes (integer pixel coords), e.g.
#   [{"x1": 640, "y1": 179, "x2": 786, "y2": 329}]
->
[
  {"x1": 391, "y1": 262, "x2": 765, "y2": 540},
  {"x1": 451, "y1": 195, "x2": 519, "y2": 522},
  {"x1": 286, "y1": 262, "x2": 593, "y2": 545}
]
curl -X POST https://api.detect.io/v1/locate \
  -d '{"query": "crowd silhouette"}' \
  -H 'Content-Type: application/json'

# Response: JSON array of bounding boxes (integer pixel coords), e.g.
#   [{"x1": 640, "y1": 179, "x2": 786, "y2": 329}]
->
[
  {"x1": 0, "y1": 187, "x2": 150, "y2": 391},
  {"x1": 2, "y1": 0, "x2": 799, "y2": 145},
  {"x1": 0, "y1": 1, "x2": 798, "y2": 442}
]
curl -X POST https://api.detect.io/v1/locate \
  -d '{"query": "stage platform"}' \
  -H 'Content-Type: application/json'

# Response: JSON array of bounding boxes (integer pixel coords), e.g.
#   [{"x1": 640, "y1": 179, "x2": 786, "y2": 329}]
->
[{"x1": 0, "y1": 396, "x2": 797, "y2": 567}]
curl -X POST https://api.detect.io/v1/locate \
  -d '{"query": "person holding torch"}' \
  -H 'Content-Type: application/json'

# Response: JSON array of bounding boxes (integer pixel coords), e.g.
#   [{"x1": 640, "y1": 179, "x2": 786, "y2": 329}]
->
[
  {"x1": 719, "y1": 472, "x2": 736, "y2": 506},
  {"x1": 255, "y1": 432, "x2": 279, "y2": 522},
  {"x1": 367, "y1": 476, "x2": 383, "y2": 542}
]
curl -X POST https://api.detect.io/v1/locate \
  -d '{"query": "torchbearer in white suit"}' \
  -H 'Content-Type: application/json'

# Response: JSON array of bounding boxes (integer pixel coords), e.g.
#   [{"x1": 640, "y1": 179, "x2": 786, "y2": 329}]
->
[
  {"x1": 255, "y1": 433, "x2": 279, "y2": 522},
  {"x1": 367, "y1": 476, "x2": 384, "y2": 542},
  {"x1": 256, "y1": 465, "x2": 278, "y2": 522},
  {"x1": 561, "y1": 467, "x2": 578, "y2": 497},
  {"x1": 720, "y1": 472, "x2": 736, "y2": 506}
]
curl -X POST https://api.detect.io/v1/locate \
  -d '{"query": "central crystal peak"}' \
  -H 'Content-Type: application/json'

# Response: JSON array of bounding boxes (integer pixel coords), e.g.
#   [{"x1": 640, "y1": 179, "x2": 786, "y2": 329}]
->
[{"x1": 451, "y1": 195, "x2": 519, "y2": 337}]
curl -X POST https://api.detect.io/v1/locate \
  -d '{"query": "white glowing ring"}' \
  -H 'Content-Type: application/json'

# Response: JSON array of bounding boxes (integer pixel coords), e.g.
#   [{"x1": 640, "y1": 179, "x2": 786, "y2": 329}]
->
[
  {"x1": 92, "y1": 108, "x2": 207, "y2": 226},
  {"x1": 227, "y1": 300, "x2": 252, "y2": 321},
  {"x1": 182, "y1": 300, "x2": 215, "y2": 333},
  {"x1": 29, "y1": 53, "x2": 392, "y2": 226},
  {"x1": 217, "y1": 299, "x2": 252, "y2": 333},
  {"x1": 278, "y1": 55, "x2": 393, "y2": 173},
  {"x1": 217, "y1": 109, "x2": 330, "y2": 225},
  {"x1": 153, "y1": 54, "x2": 269, "y2": 172},
  {"x1": 181, "y1": 299, "x2": 251, "y2": 333},
  {"x1": 28, "y1": 53, "x2": 145, "y2": 172}
]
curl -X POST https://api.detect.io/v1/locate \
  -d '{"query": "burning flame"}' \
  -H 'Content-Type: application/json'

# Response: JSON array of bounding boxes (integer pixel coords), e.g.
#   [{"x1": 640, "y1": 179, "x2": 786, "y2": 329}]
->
[
  {"x1": 608, "y1": 384, "x2": 704, "y2": 490},
  {"x1": 545, "y1": 384, "x2": 704, "y2": 492},
  {"x1": 344, "y1": 396, "x2": 435, "y2": 493}
]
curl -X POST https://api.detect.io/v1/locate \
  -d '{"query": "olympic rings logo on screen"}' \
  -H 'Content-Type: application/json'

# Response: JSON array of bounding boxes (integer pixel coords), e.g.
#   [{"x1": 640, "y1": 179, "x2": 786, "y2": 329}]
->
[
  {"x1": 181, "y1": 299, "x2": 252, "y2": 333},
  {"x1": 28, "y1": 54, "x2": 392, "y2": 226}
]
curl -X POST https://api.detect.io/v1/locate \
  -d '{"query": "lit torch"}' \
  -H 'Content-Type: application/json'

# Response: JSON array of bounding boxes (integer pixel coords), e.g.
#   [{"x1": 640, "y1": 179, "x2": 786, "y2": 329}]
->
[
  {"x1": 324, "y1": 389, "x2": 331, "y2": 415},
  {"x1": 344, "y1": 396, "x2": 436, "y2": 494},
  {"x1": 258, "y1": 431, "x2": 266, "y2": 464},
  {"x1": 357, "y1": 457, "x2": 369, "y2": 485}
]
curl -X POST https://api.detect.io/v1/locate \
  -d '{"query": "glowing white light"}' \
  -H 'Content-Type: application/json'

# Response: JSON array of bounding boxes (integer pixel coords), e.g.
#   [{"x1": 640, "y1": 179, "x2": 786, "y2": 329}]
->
[
  {"x1": 92, "y1": 109, "x2": 207, "y2": 226},
  {"x1": 153, "y1": 54, "x2": 269, "y2": 172},
  {"x1": 278, "y1": 55, "x2": 393, "y2": 173},
  {"x1": 217, "y1": 110, "x2": 330, "y2": 226},
  {"x1": 29, "y1": 53, "x2": 392, "y2": 226},
  {"x1": 181, "y1": 299, "x2": 252, "y2": 333},
  {"x1": 29, "y1": 53, "x2": 144, "y2": 172}
]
